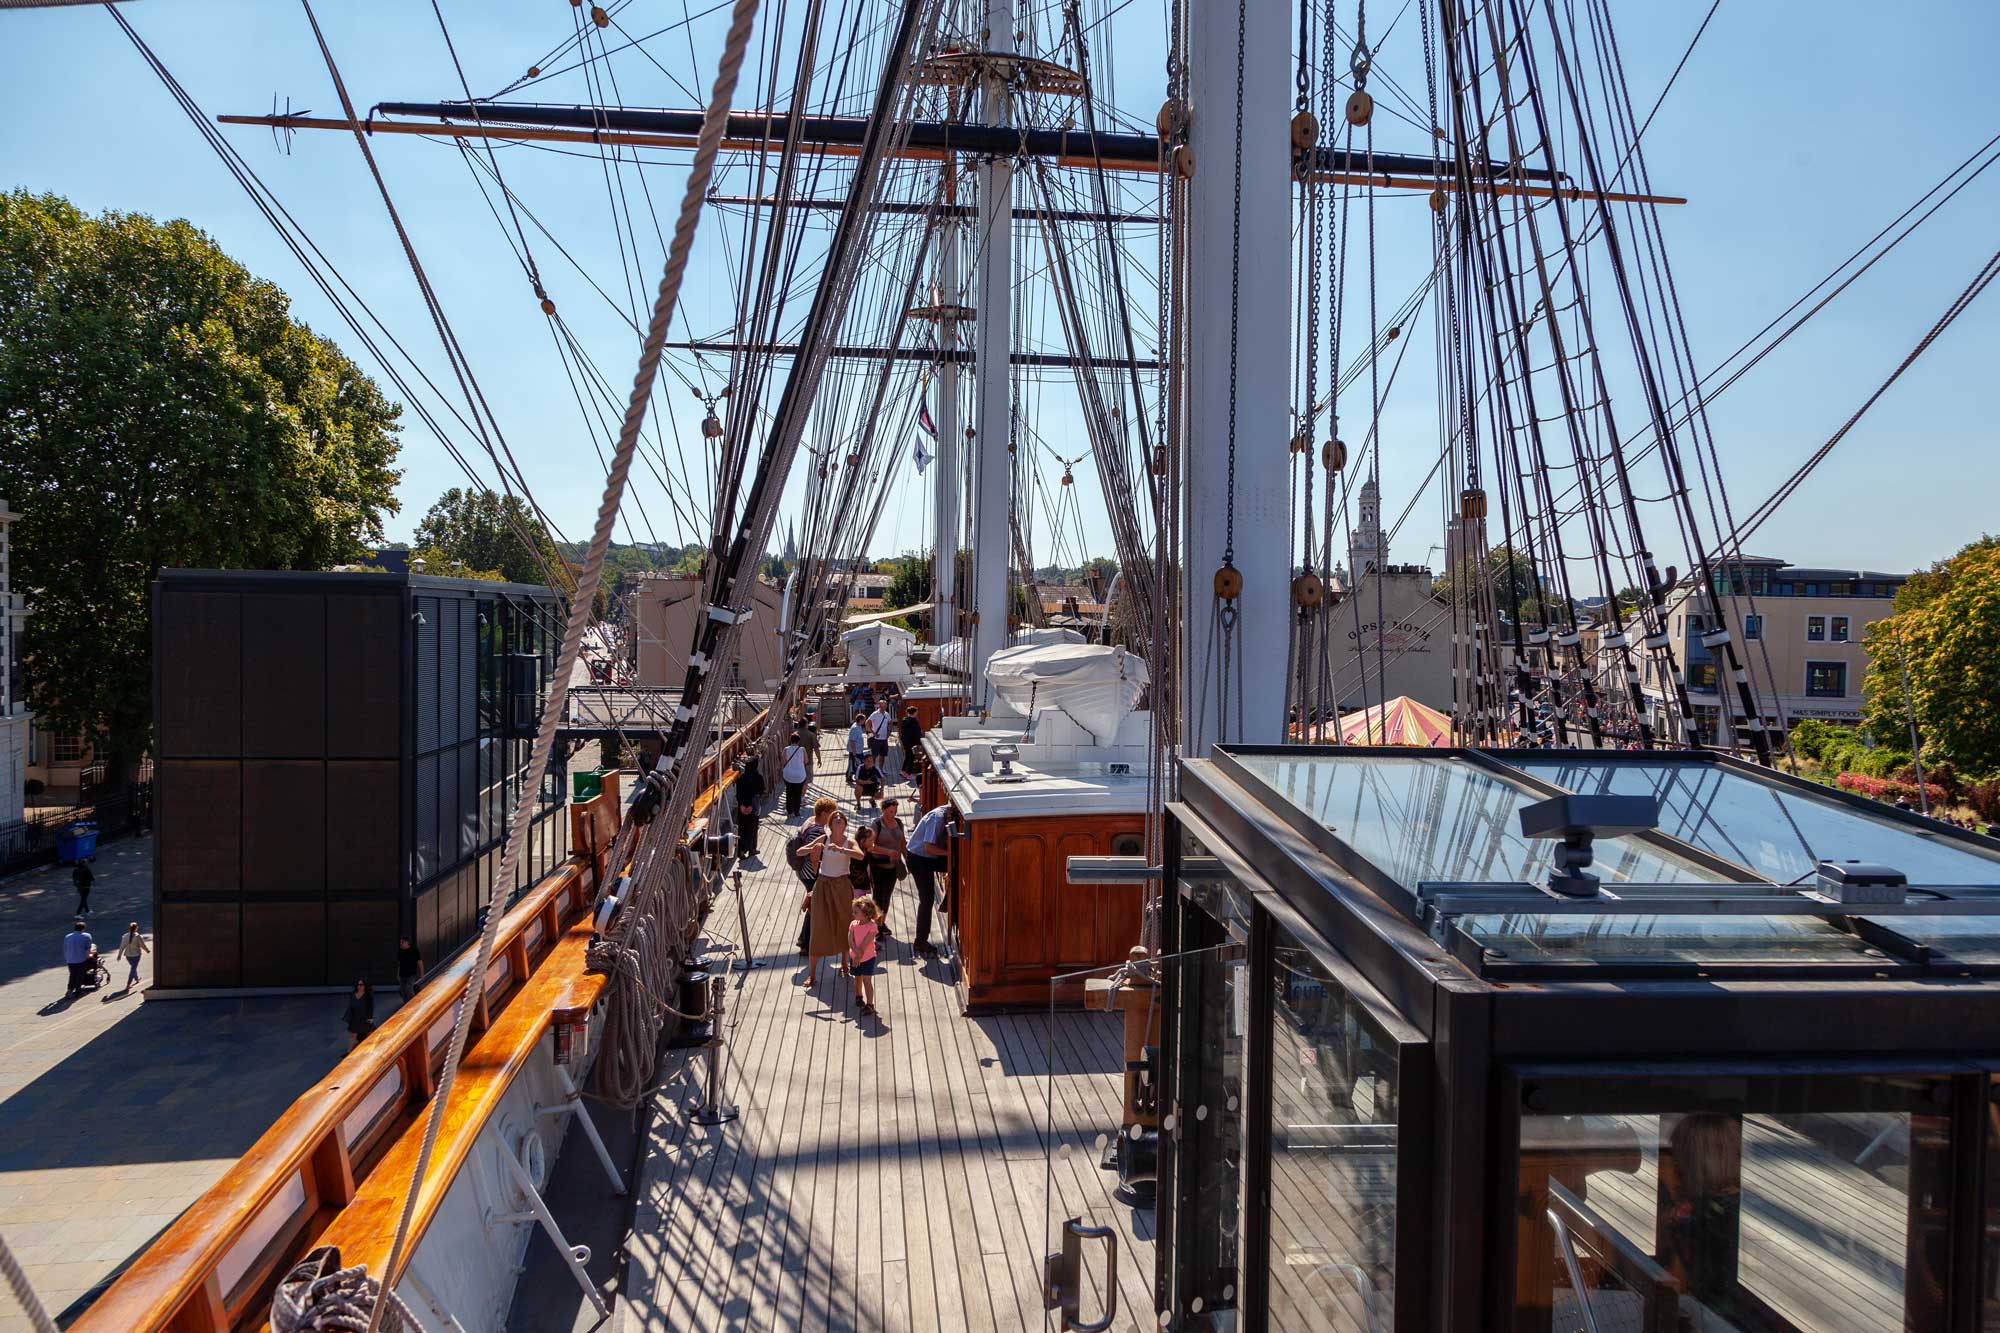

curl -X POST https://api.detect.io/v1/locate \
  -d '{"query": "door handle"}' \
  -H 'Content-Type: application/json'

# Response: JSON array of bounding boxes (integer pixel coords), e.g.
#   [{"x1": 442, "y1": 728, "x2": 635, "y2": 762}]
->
[{"x1": 1043, "y1": 1216, "x2": 1119, "y2": 1332}]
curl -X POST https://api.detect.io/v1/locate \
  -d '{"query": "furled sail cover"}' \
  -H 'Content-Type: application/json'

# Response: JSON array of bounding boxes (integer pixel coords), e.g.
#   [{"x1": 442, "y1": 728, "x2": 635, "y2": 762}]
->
[
  {"x1": 929, "y1": 626, "x2": 1083, "y2": 677},
  {"x1": 984, "y1": 642, "x2": 1150, "y2": 742}
]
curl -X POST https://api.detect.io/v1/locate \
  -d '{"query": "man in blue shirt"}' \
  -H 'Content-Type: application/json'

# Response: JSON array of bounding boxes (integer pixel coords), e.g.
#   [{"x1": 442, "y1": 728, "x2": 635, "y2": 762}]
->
[
  {"x1": 906, "y1": 804, "x2": 953, "y2": 956},
  {"x1": 62, "y1": 919, "x2": 97, "y2": 998}
]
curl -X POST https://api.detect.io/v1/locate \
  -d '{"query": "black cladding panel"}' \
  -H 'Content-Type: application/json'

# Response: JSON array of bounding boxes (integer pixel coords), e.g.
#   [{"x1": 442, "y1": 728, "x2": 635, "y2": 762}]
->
[
  {"x1": 325, "y1": 592, "x2": 400, "y2": 759},
  {"x1": 242, "y1": 594, "x2": 327, "y2": 756},
  {"x1": 157, "y1": 591, "x2": 242, "y2": 757}
]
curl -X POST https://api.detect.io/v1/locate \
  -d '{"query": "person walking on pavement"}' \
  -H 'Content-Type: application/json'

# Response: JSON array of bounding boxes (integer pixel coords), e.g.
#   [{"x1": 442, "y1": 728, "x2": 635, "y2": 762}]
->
[
  {"x1": 905, "y1": 803, "x2": 953, "y2": 957},
  {"x1": 343, "y1": 979, "x2": 376, "y2": 1049},
  {"x1": 781, "y1": 731, "x2": 812, "y2": 817},
  {"x1": 789, "y1": 797, "x2": 838, "y2": 955},
  {"x1": 72, "y1": 860, "x2": 94, "y2": 915},
  {"x1": 733, "y1": 753, "x2": 766, "y2": 862},
  {"x1": 397, "y1": 936, "x2": 424, "y2": 1002},
  {"x1": 62, "y1": 918, "x2": 97, "y2": 998},
  {"x1": 898, "y1": 705, "x2": 924, "y2": 782},
  {"x1": 118, "y1": 922, "x2": 150, "y2": 991}
]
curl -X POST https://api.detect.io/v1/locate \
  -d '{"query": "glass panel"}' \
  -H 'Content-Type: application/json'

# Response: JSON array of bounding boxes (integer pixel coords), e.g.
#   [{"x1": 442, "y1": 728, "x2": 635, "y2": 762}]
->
[
  {"x1": 1509, "y1": 757, "x2": 2000, "y2": 886},
  {"x1": 1458, "y1": 913, "x2": 1896, "y2": 970},
  {"x1": 1267, "y1": 921, "x2": 1397, "y2": 1329},
  {"x1": 1516, "y1": 1074, "x2": 1952, "y2": 1333},
  {"x1": 1234, "y1": 753, "x2": 1732, "y2": 892}
]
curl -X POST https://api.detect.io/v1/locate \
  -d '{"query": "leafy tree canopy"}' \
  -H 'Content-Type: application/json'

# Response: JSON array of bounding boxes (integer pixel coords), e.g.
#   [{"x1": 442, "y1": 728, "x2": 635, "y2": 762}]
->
[
  {"x1": 408, "y1": 544, "x2": 503, "y2": 581},
  {"x1": 412, "y1": 486, "x2": 561, "y2": 587},
  {"x1": 0, "y1": 190, "x2": 402, "y2": 771},
  {"x1": 1862, "y1": 536, "x2": 2000, "y2": 773},
  {"x1": 1432, "y1": 544, "x2": 1568, "y2": 628}
]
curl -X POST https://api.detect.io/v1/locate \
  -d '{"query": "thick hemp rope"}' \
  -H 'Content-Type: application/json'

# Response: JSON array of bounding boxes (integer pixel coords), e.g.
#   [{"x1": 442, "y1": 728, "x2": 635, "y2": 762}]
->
[{"x1": 286, "y1": 0, "x2": 767, "y2": 1328}]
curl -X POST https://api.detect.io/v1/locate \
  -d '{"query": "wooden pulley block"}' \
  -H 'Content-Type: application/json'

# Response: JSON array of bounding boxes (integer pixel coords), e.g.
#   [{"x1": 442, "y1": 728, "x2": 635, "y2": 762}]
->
[
  {"x1": 1345, "y1": 89, "x2": 1374, "y2": 127},
  {"x1": 1459, "y1": 487, "x2": 1487, "y2": 520},
  {"x1": 1289, "y1": 432, "x2": 1307, "y2": 455},
  {"x1": 539, "y1": 296, "x2": 557, "y2": 316},
  {"x1": 702, "y1": 412, "x2": 724, "y2": 439},
  {"x1": 1292, "y1": 572, "x2": 1325, "y2": 608},
  {"x1": 1429, "y1": 187, "x2": 1448, "y2": 213},
  {"x1": 1290, "y1": 110, "x2": 1319, "y2": 153},
  {"x1": 590, "y1": 4, "x2": 610, "y2": 26},
  {"x1": 1323, "y1": 437, "x2": 1349, "y2": 472},
  {"x1": 1385, "y1": 325, "x2": 1400, "y2": 341},
  {"x1": 1155, "y1": 98, "x2": 1187, "y2": 140},
  {"x1": 1213, "y1": 564, "x2": 1243, "y2": 600},
  {"x1": 528, "y1": 65, "x2": 542, "y2": 78},
  {"x1": 1061, "y1": 469, "x2": 1074, "y2": 486},
  {"x1": 1171, "y1": 144, "x2": 1196, "y2": 180},
  {"x1": 846, "y1": 452, "x2": 861, "y2": 468}
]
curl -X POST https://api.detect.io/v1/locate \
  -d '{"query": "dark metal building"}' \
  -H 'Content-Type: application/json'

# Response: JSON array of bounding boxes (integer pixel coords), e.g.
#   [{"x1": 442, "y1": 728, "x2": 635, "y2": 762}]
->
[{"x1": 152, "y1": 569, "x2": 569, "y2": 988}]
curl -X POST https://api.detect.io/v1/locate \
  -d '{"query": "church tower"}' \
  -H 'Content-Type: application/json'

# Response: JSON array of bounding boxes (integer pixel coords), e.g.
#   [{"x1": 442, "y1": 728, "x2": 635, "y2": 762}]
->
[{"x1": 1349, "y1": 479, "x2": 1385, "y2": 576}]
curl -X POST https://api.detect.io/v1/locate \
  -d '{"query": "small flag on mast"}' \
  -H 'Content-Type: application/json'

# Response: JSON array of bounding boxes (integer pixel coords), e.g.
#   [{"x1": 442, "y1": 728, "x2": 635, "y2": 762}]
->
[{"x1": 914, "y1": 386, "x2": 937, "y2": 472}]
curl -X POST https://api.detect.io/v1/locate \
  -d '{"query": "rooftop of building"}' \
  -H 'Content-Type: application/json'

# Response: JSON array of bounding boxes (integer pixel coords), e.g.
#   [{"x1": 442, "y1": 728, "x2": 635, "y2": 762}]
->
[{"x1": 160, "y1": 566, "x2": 559, "y2": 598}]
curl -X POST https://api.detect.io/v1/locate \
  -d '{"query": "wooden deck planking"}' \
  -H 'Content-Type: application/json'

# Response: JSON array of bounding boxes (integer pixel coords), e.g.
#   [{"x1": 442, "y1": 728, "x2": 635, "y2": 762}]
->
[{"x1": 623, "y1": 757, "x2": 1156, "y2": 1331}]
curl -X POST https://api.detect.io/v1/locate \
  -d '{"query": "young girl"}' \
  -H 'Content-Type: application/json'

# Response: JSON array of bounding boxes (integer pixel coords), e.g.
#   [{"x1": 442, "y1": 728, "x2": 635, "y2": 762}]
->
[
  {"x1": 848, "y1": 898, "x2": 882, "y2": 1017},
  {"x1": 853, "y1": 752, "x2": 882, "y2": 808}
]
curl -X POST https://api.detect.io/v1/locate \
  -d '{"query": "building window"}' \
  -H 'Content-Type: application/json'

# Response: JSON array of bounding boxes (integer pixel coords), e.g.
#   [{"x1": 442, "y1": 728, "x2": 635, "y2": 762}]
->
[
  {"x1": 1805, "y1": 583, "x2": 1822, "y2": 597},
  {"x1": 1806, "y1": 616, "x2": 1825, "y2": 641},
  {"x1": 1743, "y1": 614, "x2": 1762, "y2": 641},
  {"x1": 1830, "y1": 581, "x2": 1851, "y2": 596},
  {"x1": 1831, "y1": 616, "x2": 1850, "y2": 642},
  {"x1": 48, "y1": 730, "x2": 87, "y2": 764},
  {"x1": 1688, "y1": 663, "x2": 1718, "y2": 690},
  {"x1": 1806, "y1": 661, "x2": 1848, "y2": 697}
]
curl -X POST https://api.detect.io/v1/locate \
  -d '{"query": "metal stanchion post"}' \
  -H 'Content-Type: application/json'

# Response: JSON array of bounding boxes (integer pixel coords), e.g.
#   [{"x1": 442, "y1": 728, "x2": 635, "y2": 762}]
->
[
  {"x1": 732, "y1": 868, "x2": 757, "y2": 970},
  {"x1": 690, "y1": 974, "x2": 738, "y2": 1124}
]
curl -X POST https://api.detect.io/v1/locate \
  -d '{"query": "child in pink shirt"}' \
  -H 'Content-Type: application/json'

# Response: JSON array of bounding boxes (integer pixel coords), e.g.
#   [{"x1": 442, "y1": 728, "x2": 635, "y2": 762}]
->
[{"x1": 848, "y1": 898, "x2": 882, "y2": 1017}]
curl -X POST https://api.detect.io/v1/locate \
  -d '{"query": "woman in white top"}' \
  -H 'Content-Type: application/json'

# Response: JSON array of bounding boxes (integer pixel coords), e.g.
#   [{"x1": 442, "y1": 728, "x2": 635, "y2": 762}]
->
[
  {"x1": 781, "y1": 731, "x2": 812, "y2": 817},
  {"x1": 803, "y1": 813, "x2": 864, "y2": 988}
]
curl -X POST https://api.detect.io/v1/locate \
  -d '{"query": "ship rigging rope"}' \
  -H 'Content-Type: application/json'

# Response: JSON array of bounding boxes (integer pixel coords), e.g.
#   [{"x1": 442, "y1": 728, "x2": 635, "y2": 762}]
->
[
  {"x1": 0, "y1": 1229, "x2": 56, "y2": 1333},
  {"x1": 297, "y1": 0, "x2": 767, "y2": 1325}
]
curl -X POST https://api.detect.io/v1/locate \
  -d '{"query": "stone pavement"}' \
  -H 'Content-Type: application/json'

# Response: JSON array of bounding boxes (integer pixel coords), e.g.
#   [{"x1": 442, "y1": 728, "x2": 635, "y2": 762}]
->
[{"x1": 0, "y1": 838, "x2": 361, "y2": 1330}]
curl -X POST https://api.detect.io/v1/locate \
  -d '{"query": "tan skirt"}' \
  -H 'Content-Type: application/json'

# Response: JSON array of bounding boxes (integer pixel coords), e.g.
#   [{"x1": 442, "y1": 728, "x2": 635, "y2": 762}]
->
[{"x1": 808, "y1": 874, "x2": 854, "y2": 959}]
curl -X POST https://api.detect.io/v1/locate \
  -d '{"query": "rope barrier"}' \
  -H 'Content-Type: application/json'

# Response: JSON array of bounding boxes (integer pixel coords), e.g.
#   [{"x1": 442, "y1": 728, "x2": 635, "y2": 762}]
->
[{"x1": 0, "y1": 1229, "x2": 57, "y2": 1333}]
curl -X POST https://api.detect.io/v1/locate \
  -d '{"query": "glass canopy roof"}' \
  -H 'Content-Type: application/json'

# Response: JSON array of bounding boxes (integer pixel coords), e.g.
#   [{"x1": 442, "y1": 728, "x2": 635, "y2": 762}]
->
[
  {"x1": 1221, "y1": 747, "x2": 2000, "y2": 980},
  {"x1": 1232, "y1": 752, "x2": 1733, "y2": 890},
  {"x1": 1509, "y1": 755, "x2": 2000, "y2": 886}
]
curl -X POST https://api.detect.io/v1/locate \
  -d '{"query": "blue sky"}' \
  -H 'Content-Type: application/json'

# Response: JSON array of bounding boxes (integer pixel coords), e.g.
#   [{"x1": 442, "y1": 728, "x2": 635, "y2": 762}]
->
[{"x1": 1, "y1": 0, "x2": 1994, "y2": 578}]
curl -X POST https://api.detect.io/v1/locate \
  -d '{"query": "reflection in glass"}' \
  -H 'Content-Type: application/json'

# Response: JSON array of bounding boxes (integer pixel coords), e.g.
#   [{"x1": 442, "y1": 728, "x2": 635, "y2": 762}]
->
[
  {"x1": 1517, "y1": 1076, "x2": 1950, "y2": 1332},
  {"x1": 1458, "y1": 912, "x2": 1895, "y2": 971},
  {"x1": 1267, "y1": 922, "x2": 1397, "y2": 1330},
  {"x1": 1234, "y1": 753, "x2": 1731, "y2": 893},
  {"x1": 1510, "y1": 757, "x2": 2000, "y2": 886}
]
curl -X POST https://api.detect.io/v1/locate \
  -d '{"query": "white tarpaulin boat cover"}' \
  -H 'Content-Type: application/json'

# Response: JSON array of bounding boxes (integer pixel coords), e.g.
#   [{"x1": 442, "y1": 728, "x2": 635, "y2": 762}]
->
[
  {"x1": 984, "y1": 642, "x2": 1149, "y2": 742},
  {"x1": 929, "y1": 626, "x2": 1084, "y2": 678},
  {"x1": 841, "y1": 621, "x2": 916, "y2": 680}
]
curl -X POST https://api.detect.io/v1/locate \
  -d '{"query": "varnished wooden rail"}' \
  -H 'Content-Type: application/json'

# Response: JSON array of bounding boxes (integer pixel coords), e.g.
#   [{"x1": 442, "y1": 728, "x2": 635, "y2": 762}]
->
[{"x1": 75, "y1": 709, "x2": 768, "y2": 1333}]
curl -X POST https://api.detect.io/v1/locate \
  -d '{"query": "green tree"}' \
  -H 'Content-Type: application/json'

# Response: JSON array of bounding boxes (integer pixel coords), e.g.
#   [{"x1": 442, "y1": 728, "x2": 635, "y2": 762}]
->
[
  {"x1": 408, "y1": 544, "x2": 503, "y2": 582},
  {"x1": 412, "y1": 486, "x2": 561, "y2": 587},
  {"x1": 1862, "y1": 537, "x2": 2000, "y2": 773},
  {"x1": 1433, "y1": 545, "x2": 1567, "y2": 628},
  {"x1": 0, "y1": 191, "x2": 401, "y2": 779}
]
